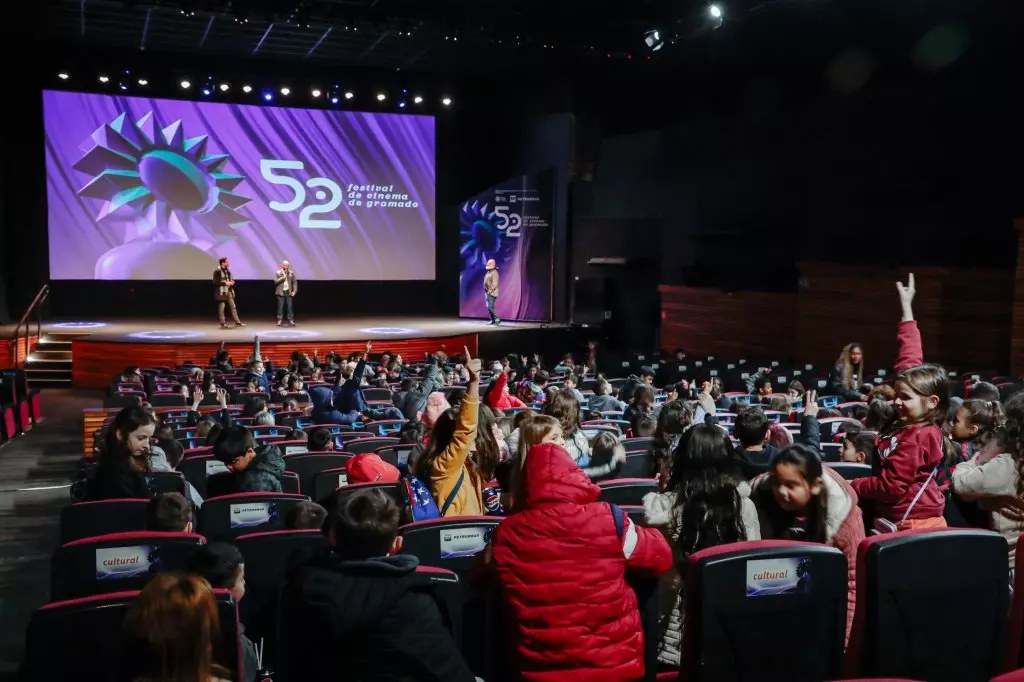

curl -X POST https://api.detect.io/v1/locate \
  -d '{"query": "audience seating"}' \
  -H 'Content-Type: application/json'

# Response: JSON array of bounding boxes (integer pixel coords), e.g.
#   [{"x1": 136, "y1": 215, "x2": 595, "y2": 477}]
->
[
  {"x1": 684, "y1": 540, "x2": 849, "y2": 681},
  {"x1": 623, "y1": 436, "x2": 654, "y2": 452},
  {"x1": 276, "y1": 439, "x2": 309, "y2": 455},
  {"x1": 362, "y1": 420, "x2": 407, "y2": 436},
  {"x1": 597, "y1": 478, "x2": 659, "y2": 505},
  {"x1": 51, "y1": 531, "x2": 205, "y2": 600},
  {"x1": 198, "y1": 492, "x2": 308, "y2": 541},
  {"x1": 178, "y1": 454, "x2": 229, "y2": 499},
  {"x1": 1003, "y1": 549, "x2": 1024, "y2": 670},
  {"x1": 235, "y1": 529, "x2": 327, "y2": 672},
  {"x1": 285, "y1": 452, "x2": 352, "y2": 496},
  {"x1": 282, "y1": 470, "x2": 301, "y2": 494},
  {"x1": 846, "y1": 529, "x2": 1008, "y2": 682},
  {"x1": 619, "y1": 452, "x2": 657, "y2": 479},
  {"x1": 345, "y1": 436, "x2": 400, "y2": 454},
  {"x1": 825, "y1": 462, "x2": 873, "y2": 480},
  {"x1": 312, "y1": 465, "x2": 355, "y2": 502},
  {"x1": 22, "y1": 589, "x2": 243, "y2": 682},
  {"x1": 59, "y1": 499, "x2": 149, "y2": 545},
  {"x1": 145, "y1": 470, "x2": 187, "y2": 495}
]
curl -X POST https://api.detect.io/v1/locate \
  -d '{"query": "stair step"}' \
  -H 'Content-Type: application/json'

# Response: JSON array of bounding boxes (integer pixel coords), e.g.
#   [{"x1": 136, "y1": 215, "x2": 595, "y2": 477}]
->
[
  {"x1": 36, "y1": 340, "x2": 72, "y2": 351},
  {"x1": 30, "y1": 350, "x2": 72, "y2": 361},
  {"x1": 26, "y1": 360, "x2": 72, "y2": 372},
  {"x1": 26, "y1": 367, "x2": 73, "y2": 377},
  {"x1": 41, "y1": 332, "x2": 88, "y2": 342},
  {"x1": 28, "y1": 378, "x2": 73, "y2": 389}
]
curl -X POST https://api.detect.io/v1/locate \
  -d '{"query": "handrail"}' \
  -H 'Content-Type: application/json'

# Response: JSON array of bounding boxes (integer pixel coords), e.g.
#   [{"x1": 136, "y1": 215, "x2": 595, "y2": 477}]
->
[{"x1": 9, "y1": 285, "x2": 49, "y2": 369}]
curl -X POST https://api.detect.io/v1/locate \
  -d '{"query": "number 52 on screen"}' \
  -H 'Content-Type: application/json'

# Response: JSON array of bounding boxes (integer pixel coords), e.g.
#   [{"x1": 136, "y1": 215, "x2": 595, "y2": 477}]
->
[{"x1": 260, "y1": 160, "x2": 344, "y2": 229}]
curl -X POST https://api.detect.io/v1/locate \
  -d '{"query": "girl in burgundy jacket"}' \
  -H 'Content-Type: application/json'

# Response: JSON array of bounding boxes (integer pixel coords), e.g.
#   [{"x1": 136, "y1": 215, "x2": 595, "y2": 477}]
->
[
  {"x1": 851, "y1": 273, "x2": 956, "y2": 530},
  {"x1": 491, "y1": 442, "x2": 673, "y2": 681},
  {"x1": 752, "y1": 444, "x2": 865, "y2": 641}
]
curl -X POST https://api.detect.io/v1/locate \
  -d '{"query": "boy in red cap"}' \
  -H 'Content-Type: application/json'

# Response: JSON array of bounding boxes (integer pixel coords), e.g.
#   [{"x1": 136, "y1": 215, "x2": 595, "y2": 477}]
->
[{"x1": 346, "y1": 453, "x2": 401, "y2": 484}]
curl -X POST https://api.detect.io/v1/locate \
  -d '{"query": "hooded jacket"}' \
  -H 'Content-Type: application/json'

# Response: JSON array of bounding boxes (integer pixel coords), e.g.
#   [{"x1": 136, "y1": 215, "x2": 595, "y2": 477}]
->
[
  {"x1": 492, "y1": 442, "x2": 673, "y2": 681},
  {"x1": 308, "y1": 384, "x2": 360, "y2": 426},
  {"x1": 394, "y1": 363, "x2": 444, "y2": 420},
  {"x1": 484, "y1": 372, "x2": 528, "y2": 411},
  {"x1": 281, "y1": 551, "x2": 476, "y2": 682},
  {"x1": 233, "y1": 444, "x2": 286, "y2": 493}
]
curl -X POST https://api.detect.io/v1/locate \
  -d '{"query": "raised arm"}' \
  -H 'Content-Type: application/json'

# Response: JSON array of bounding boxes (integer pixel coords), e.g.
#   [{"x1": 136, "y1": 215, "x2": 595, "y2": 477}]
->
[
  {"x1": 432, "y1": 348, "x2": 481, "y2": 476},
  {"x1": 486, "y1": 370, "x2": 509, "y2": 409},
  {"x1": 895, "y1": 273, "x2": 923, "y2": 372}
]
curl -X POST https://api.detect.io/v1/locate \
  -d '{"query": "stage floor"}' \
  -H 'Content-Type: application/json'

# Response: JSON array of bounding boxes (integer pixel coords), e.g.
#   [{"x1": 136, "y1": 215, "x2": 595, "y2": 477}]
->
[{"x1": 0, "y1": 316, "x2": 557, "y2": 344}]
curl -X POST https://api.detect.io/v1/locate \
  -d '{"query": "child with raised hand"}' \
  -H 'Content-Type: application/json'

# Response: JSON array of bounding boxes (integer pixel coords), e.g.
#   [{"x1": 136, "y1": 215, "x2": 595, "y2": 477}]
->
[
  {"x1": 851, "y1": 274, "x2": 957, "y2": 531},
  {"x1": 751, "y1": 444, "x2": 865, "y2": 640},
  {"x1": 952, "y1": 393, "x2": 1023, "y2": 571}
]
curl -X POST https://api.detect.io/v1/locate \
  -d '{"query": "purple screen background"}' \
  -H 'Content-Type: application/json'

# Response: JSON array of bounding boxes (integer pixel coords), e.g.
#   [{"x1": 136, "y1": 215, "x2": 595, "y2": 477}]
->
[{"x1": 43, "y1": 90, "x2": 435, "y2": 280}]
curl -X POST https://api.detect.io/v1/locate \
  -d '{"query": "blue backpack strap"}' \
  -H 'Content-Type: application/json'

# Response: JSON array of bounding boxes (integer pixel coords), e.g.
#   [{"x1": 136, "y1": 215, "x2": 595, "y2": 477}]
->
[
  {"x1": 440, "y1": 469, "x2": 465, "y2": 516},
  {"x1": 609, "y1": 502, "x2": 626, "y2": 540}
]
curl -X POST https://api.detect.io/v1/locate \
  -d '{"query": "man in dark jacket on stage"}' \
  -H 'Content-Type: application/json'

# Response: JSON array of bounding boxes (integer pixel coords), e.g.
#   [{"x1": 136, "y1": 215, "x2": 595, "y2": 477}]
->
[{"x1": 280, "y1": 488, "x2": 475, "y2": 682}]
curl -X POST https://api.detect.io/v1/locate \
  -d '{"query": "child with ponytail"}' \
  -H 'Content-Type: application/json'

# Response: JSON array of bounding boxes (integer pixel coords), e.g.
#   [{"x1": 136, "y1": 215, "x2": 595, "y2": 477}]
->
[
  {"x1": 952, "y1": 392, "x2": 1024, "y2": 572},
  {"x1": 851, "y1": 274, "x2": 958, "y2": 531}
]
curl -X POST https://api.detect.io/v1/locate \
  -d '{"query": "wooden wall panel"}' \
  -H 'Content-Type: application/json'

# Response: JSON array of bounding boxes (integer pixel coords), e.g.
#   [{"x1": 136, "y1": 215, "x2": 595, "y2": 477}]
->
[
  {"x1": 0, "y1": 336, "x2": 39, "y2": 368},
  {"x1": 72, "y1": 334, "x2": 480, "y2": 389},
  {"x1": 797, "y1": 263, "x2": 1013, "y2": 371},
  {"x1": 659, "y1": 285, "x2": 796, "y2": 361}
]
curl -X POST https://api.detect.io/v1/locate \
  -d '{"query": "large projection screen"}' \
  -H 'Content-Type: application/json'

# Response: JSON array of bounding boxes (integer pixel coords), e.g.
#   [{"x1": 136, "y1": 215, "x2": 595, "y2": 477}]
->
[{"x1": 43, "y1": 90, "x2": 435, "y2": 280}]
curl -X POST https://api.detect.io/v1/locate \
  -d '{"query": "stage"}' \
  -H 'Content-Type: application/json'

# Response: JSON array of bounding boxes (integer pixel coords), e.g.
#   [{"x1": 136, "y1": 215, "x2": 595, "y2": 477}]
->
[{"x1": 1, "y1": 316, "x2": 571, "y2": 389}]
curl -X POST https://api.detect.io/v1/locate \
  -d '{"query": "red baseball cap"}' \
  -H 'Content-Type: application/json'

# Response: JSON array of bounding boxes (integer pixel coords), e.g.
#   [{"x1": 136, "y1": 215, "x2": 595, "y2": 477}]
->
[{"x1": 347, "y1": 453, "x2": 401, "y2": 484}]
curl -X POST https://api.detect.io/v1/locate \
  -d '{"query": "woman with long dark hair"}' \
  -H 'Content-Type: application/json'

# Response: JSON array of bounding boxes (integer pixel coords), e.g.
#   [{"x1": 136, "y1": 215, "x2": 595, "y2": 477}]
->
[
  {"x1": 651, "y1": 400, "x2": 694, "y2": 478},
  {"x1": 88, "y1": 405, "x2": 160, "y2": 500},
  {"x1": 827, "y1": 343, "x2": 866, "y2": 401},
  {"x1": 642, "y1": 424, "x2": 759, "y2": 668}
]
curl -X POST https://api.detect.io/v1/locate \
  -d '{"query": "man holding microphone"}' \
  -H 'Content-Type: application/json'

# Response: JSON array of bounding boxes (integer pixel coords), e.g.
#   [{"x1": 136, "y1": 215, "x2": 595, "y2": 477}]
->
[{"x1": 274, "y1": 260, "x2": 298, "y2": 327}]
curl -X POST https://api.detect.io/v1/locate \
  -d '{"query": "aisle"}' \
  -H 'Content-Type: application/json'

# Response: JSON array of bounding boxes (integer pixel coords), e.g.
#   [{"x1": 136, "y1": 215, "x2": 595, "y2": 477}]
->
[{"x1": 0, "y1": 390, "x2": 99, "y2": 677}]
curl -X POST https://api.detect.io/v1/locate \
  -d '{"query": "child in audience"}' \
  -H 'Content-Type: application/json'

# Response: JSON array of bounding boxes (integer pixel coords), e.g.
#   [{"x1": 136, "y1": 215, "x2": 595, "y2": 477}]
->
[
  {"x1": 652, "y1": 400, "x2": 694, "y2": 473},
  {"x1": 787, "y1": 380, "x2": 805, "y2": 401},
  {"x1": 146, "y1": 492, "x2": 193, "y2": 532},
  {"x1": 746, "y1": 370, "x2": 774, "y2": 402},
  {"x1": 734, "y1": 392, "x2": 822, "y2": 479},
  {"x1": 285, "y1": 500, "x2": 328, "y2": 530},
  {"x1": 624, "y1": 385, "x2": 658, "y2": 424},
  {"x1": 589, "y1": 379, "x2": 627, "y2": 414},
  {"x1": 120, "y1": 574, "x2": 234, "y2": 682},
  {"x1": 643, "y1": 424, "x2": 759, "y2": 668},
  {"x1": 415, "y1": 347, "x2": 483, "y2": 516},
  {"x1": 492, "y1": 440, "x2": 672, "y2": 681},
  {"x1": 949, "y1": 398, "x2": 1006, "y2": 458},
  {"x1": 631, "y1": 412, "x2": 658, "y2": 438},
  {"x1": 347, "y1": 452, "x2": 402, "y2": 484},
  {"x1": 865, "y1": 399, "x2": 896, "y2": 431},
  {"x1": 307, "y1": 427, "x2": 334, "y2": 452},
  {"x1": 852, "y1": 274, "x2": 955, "y2": 530},
  {"x1": 968, "y1": 381, "x2": 1002, "y2": 402},
  {"x1": 768, "y1": 395, "x2": 790, "y2": 413},
  {"x1": 188, "y1": 543, "x2": 258, "y2": 682},
  {"x1": 589, "y1": 431, "x2": 627, "y2": 481},
  {"x1": 212, "y1": 426, "x2": 286, "y2": 493},
  {"x1": 751, "y1": 444, "x2": 865, "y2": 641},
  {"x1": 87, "y1": 405, "x2": 160, "y2": 500},
  {"x1": 282, "y1": 489, "x2": 476, "y2": 681},
  {"x1": 543, "y1": 389, "x2": 591, "y2": 466},
  {"x1": 953, "y1": 392, "x2": 1024, "y2": 572},
  {"x1": 484, "y1": 367, "x2": 528, "y2": 411},
  {"x1": 841, "y1": 431, "x2": 877, "y2": 464}
]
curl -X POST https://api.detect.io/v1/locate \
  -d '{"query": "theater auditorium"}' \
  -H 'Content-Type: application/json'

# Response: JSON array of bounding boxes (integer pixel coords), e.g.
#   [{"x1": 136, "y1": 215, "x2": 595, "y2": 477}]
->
[{"x1": 1, "y1": 0, "x2": 1023, "y2": 680}]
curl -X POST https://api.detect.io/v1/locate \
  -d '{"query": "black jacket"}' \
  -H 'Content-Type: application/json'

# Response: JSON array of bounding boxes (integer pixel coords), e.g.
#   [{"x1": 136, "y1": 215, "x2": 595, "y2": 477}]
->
[
  {"x1": 733, "y1": 415, "x2": 822, "y2": 480},
  {"x1": 85, "y1": 460, "x2": 151, "y2": 500},
  {"x1": 280, "y1": 551, "x2": 475, "y2": 682},
  {"x1": 393, "y1": 364, "x2": 443, "y2": 420}
]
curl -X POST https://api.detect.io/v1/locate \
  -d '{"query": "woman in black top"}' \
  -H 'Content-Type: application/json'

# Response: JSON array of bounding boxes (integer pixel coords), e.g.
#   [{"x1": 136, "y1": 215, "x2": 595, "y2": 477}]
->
[{"x1": 87, "y1": 405, "x2": 160, "y2": 500}]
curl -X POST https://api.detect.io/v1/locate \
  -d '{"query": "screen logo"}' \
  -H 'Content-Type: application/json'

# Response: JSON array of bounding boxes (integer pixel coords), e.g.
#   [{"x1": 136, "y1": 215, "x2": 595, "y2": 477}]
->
[
  {"x1": 745, "y1": 557, "x2": 812, "y2": 597},
  {"x1": 96, "y1": 545, "x2": 156, "y2": 580}
]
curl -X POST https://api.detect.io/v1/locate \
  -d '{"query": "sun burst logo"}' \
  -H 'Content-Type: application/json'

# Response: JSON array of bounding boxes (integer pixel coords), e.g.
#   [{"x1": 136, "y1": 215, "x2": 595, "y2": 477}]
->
[
  {"x1": 73, "y1": 111, "x2": 252, "y2": 249},
  {"x1": 460, "y1": 199, "x2": 506, "y2": 268}
]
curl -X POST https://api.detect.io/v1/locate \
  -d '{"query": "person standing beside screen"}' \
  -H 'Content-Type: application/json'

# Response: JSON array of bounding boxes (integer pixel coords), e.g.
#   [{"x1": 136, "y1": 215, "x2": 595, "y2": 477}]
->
[
  {"x1": 274, "y1": 260, "x2": 298, "y2": 327},
  {"x1": 484, "y1": 258, "x2": 501, "y2": 326},
  {"x1": 213, "y1": 257, "x2": 245, "y2": 329}
]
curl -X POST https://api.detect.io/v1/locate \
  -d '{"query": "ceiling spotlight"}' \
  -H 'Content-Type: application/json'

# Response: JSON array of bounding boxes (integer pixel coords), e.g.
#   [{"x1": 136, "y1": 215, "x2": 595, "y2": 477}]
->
[
  {"x1": 242, "y1": 84, "x2": 252, "y2": 93},
  {"x1": 137, "y1": 78, "x2": 148, "y2": 86},
  {"x1": 441, "y1": 96, "x2": 452, "y2": 106},
  {"x1": 280, "y1": 86, "x2": 291, "y2": 96},
  {"x1": 202, "y1": 86, "x2": 212, "y2": 96},
  {"x1": 98, "y1": 75, "x2": 110, "y2": 83},
  {"x1": 376, "y1": 92, "x2": 386, "y2": 102},
  {"x1": 311, "y1": 88, "x2": 322, "y2": 98},
  {"x1": 344, "y1": 91, "x2": 354, "y2": 100},
  {"x1": 58, "y1": 72, "x2": 70, "y2": 80},
  {"x1": 644, "y1": 29, "x2": 664, "y2": 52},
  {"x1": 220, "y1": 83, "x2": 230, "y2": 92},
  {"x1": 413, "y1": 95, "x2": 423, "y2": 104},
  {"x1": 180, "y1": 79, "x2": 191, "y2": 89},
  {"x1": 709, "y1": 4, "x2": 723, "y2": 19},
  {"x1": 398, "y1": 100, "x2": 407, "y2": 109},
  {"x1": 262, "y1": 88, "x2": 274, "y2": 102}
]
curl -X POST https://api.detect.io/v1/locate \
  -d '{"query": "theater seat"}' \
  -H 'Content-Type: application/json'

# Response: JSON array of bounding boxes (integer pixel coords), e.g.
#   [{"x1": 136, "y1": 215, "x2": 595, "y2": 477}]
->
[
  {"x1": 51, "y1": 531, "x2": 205, "y2": 600},
  {"x1": 282, "y1": 470, "x2": 301, "y2": 494},
  {"x1": 198, "y1": 492, "x2": 308, "y2": 541},
  {"x1": 597, "y1": 478, "x2": 659, "y2": 505},
  {"x1": 235, "y1": 529, "x2": 327, "y2": 673},
  {"x1": 345, "y1": 436, "x2": 400, "y2": 454},
  {"x1": 59, "y1": 498, "x2": 149, "y2": 545},
  {"x1": 312, "y1": 465, "x2": 353, "y2": 502},
  {"x1": 285, "y1": 452, "x2": 353, "y2": 497},
  {"x1": 178, "y1": 454, "x2": 229, "y2": 499},
  {"x1": 619, "y1": 452, "x2": 657, "y2": 479},
  {"x1": 22, "y1": 589, "x2": 243, "y2": 682},
  {"x1": 825, "y1": 462, "x2": 873, "y2": 480},
  {"x1": 684, "y1": 540, "x2": 849, "y2": 682},
  {"x1": 361, "y1": 419, "x2": 407, "y2": 436},
  {"x1": 846, "y1": 529, "x2": 1008, "y2": 682},
  {"x1": 1004, "y1": 549, "x2": 1024, "y2": 670},
  {"x1": 145, "y1": 470, "x2": 187, "y2": 495}
]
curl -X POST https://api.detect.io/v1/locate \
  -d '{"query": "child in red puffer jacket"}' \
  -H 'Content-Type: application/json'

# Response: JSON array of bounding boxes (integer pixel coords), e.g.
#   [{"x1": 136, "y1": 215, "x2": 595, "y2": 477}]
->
[{"x1": 491, "y1": 441, "x2": 672, "y2": 681}]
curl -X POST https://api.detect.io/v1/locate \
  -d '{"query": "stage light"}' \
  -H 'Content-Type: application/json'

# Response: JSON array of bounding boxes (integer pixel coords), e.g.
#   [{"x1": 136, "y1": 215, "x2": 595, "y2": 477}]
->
[
  {"x1": 262, "y1": 89, "x2": 274, "y2": 102},
  {"x1": 98, "y1": 75, "x2": 110, "y2": 83},
  {"x1": 138, "y1": 78, "x2": 148, "y2": 86},
  {"x1": 242, "y1": 84, "x2": 252, "y2": 93},
  {"x1": 58, "y1": 72, "x2": 70, "y2": 80},
  {"x1": 376, "y1": 92, "x2": 387, "y2": 102},
  {"x1": 413, "y1": 95, "x2": 423, "y2": 104},
  {"x1": 280, "y1": 86, "x2": 291, "y2": 96},
  {"x1": 311, "y1": 88, "x2": 322, "y2": 98},
  {"x1": 219, "y1": 83, "x2": 230, "y2": 92},
  {"x1": 709, "y1": 4, "x2": 722, "y2": 18},
  {"x1": 644, "y1": 29, "x2": 664, "y2": 52},
  {"x1": 344, "y1": 91, "x2": 354, "y2": 100},
  {"x1": 441, "y1": 96, "x2": 452, "y2": 106},
  {"x1": 180, "y1": 79, "x2": 191, "y2": 89},
  {"x1": 202, "y1": 86, "x2": 212, "y2": 96},
  {"x1": 328, "y1": 84, "x2": 340, "y2": 104},
  {"x1": 398, "y1": 100, "x2": 407, "y2": 109}
]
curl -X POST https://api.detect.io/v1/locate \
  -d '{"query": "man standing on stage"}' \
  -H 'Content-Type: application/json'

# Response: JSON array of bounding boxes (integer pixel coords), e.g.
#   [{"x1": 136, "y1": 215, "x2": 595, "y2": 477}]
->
[
  {"x1": 484, "y1": 258, "x2": 500, "y2": 326},
  {"x1": 213, "y1": 257, "x2": 245, "y2": 329},
  {"x1": 274, "y1": 260, "x2": 298, "y2": 327}
]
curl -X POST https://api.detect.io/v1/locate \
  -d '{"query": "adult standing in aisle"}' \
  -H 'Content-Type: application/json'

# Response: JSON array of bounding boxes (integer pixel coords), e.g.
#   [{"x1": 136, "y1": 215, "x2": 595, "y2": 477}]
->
[
  {"x1": 214, "y1": 257, "x2": 245, "y2": 329},
  {"x1": 274, "y1": 260, "x2": 298, "y2": 327}
]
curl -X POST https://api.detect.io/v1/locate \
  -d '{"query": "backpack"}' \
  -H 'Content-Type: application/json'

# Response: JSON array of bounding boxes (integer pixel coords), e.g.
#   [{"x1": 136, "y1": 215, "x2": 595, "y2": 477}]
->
[{"x1": 401, "y1": 470, "x2": 464, "y2": 522}]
